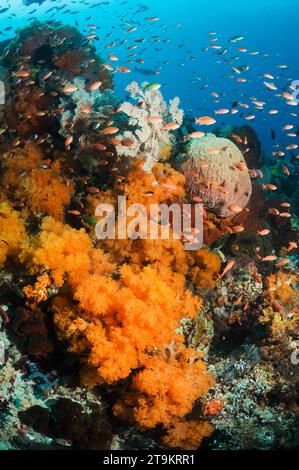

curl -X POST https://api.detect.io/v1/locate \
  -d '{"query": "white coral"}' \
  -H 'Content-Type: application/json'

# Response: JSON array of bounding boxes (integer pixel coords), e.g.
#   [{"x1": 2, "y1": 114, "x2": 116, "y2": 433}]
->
[
  {"x1": 117, "y1": 81, "x2": 184, "y2": 171},
  {"x1": 59, "y1": 77, "x2": 118, "y2": 136}
]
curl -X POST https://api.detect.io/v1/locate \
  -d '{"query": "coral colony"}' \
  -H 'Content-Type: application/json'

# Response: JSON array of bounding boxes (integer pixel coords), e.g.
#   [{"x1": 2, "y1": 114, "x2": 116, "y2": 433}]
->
[{"x1": 0, "y1": 18, "x2": 297, "y2": 453}]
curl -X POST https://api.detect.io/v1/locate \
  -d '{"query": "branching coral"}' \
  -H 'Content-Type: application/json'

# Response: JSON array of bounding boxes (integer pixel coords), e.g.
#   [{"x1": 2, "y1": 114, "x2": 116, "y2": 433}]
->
[
  {"x1": 116, "y1": 81, "x2": 184, "y2": 171},
  {"x1": 2, "y1": 145, "x2": 74, "y2": 221}
]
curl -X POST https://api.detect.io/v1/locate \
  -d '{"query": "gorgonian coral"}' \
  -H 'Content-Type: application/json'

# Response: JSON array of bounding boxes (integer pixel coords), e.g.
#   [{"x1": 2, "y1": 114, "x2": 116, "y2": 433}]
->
[{"x1": 116, "y1": 81, "x2": 184, "y2": 171}]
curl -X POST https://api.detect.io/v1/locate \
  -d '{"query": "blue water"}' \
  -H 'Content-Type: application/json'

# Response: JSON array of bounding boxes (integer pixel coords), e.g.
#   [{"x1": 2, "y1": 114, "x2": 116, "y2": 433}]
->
[{"x1": 1, "y1": 0, "x2": 298, "y2": 158}]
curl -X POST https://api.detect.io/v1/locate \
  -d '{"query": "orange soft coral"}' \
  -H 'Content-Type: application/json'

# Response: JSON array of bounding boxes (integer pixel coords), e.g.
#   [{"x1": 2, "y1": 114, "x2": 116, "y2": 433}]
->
[
  {"x1": 23, "y1": 273, "x2": 52, "y2": 303},
  {"x1": 21, "y1": 160, "x2": 215, "y2": 445},
  {"x1": 124, "y1": 162, "x2": 185, "y2": 209},
  {"x1": 20, "y1": 216, "x2": 115, "y2": 287},
  {"x1": 266, "y1": 272, "x2": 299, "y2": 306},
  {"x1": 163, "y1": 419, "x2": 213, "y2": 450},
  {"x1": 187, "y1": 249, "x2": 221, "y2": 290},
  {"x1": 2, "y1": 145, "x2": 73, "y2": 221},
  {"x1": 113, "y1": 346, "x2": 214, "y2": 429},
  {"x1": 261, "y1": 271, "x2": 299, "y2": 338},
  {"x1": 0, "y1": 200, "x2": 26, "y2": 266},
  {"x1": 51, "y1": 259, "x2": 201, "y2": 384}
]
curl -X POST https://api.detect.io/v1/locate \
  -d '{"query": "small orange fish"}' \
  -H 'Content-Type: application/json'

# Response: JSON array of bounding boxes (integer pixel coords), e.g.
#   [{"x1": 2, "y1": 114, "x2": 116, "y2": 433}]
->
[
  {"x1": 282, "y1": 92, "x2": 293, "y2": 100},
  {"x1": 117, "y1": 66, "x2": 131, "y2": 73},
  {"x1": 92, "y1": 143, "x2": 107, "y2": 151},
  {"x1": 261, "y1": 255, "x2": 277, "y2": 262},
  {"x1": 268, "y1": 208, "x2": 280, "y2": 216},
  {"x1": 263, "y1": 184, "x2": 277, "y2": 191},
  {"x1": 62, "y1": 85, "x2": 78, "y2": 94},
  {"x1": 264, "y1": 81, "x2": 277, "y2": 91},
  {"x1": 232, "y1": 225, "x2": 244, "y2": 233},
  {"x1": 191, "y1": 196, "x2": 203, "y2": 203},
  {"x1": 195, "y1": 116, "x2": 216, "y2": 126},
  {"x1": 68, "y1": 210, "x2": 81, "y2": 216},
  {"x1": 257, "y1": 229, "x2": 270, "y2": 236},
  {"x1": 220, "y1": 260, "x2": 235, "y2": 278},
  {"x1": 88, "y1": 81, "x2": 102, "y2": 91},
  {"x1": 147, "y1": 116, "x2": 164, "y2": 123},
  {"x1": 121, "y1": 138, "x2": 135, "y2": 147},
  {"x1": 188, "y1": 131, "x2": 205, "y2": 139},
  {"x1": 102, "y1": 63, "x2": 114, "y2": 71},
  {"x1": 86, "y1": 187, "x2": 100, "y2": 194},
  {"x1": 161, "y1": 122, "x2": 180, "y2": 131},
  {"x1": 283, "y1": 124, "x2": 294, "y2": 131},
  {"x1": 234, "y1": 162, "x2": 247, "y2": 171},
  {"x1": 161, "y1": 183, "x2": 178, "y2": 191},
  {"x1": 13, "y1": 69, "x2": 30, "y2": 78},
  {"x1": 230, "y1": 134, "x2": 242, "y2": 143},
  {"x1": 215, "y1": 108, "x2": 230, "y2": 115},
  {"x1": 279, "y1": 212, "x2": 291, "y2": 218},
  {"x1": 287, "y1": 241, "x2": 297, "y2": 251},
  {"x1": 101, "y1": 127, "x2": 119, "y2": 135},
  {"x1": 80, "y1": 104, "x2": 92, "y2": 114},
  {"x1": 228, "y1": 205, "x2": 243, "y2": 213},
  {"x1": 65, "y1": 135, "x2": 73, "y2": 150},
  {"x1": 276, "y1": 258, "x2": 290, "y2": 267}
]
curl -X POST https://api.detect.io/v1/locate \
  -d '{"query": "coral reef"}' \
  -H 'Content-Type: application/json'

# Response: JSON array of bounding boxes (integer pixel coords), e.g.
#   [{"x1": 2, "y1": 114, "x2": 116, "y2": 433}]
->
[{"x1": 0, "y1": 20, "x2": 298, "y2": 453}]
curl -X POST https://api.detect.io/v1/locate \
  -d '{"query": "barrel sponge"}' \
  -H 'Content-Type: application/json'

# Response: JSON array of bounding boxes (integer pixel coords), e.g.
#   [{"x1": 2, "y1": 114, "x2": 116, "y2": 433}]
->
[{"x1": 178, "y1": 133, "x2": 252, "y2": 217}]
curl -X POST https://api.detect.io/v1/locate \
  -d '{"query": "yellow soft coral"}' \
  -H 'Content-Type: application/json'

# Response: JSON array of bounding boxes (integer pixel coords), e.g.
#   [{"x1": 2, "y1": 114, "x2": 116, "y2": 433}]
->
[
  {"x1": 2, "y1": 145, "x2": 73, "y2": 221},
  {"x1": 0, "y1": 200, "x2": 26, "y2": 266}
]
